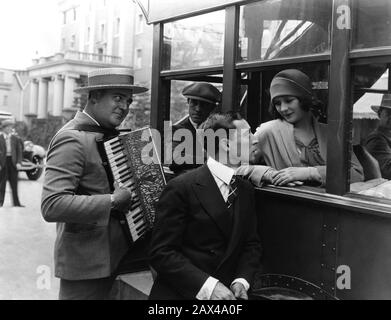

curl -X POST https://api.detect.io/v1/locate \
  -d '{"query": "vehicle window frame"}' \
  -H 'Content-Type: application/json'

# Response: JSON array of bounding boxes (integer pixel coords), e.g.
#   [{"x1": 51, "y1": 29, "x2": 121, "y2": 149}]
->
[{"x1": 149, "y1": 0, "x2": 391, "y2": 212}]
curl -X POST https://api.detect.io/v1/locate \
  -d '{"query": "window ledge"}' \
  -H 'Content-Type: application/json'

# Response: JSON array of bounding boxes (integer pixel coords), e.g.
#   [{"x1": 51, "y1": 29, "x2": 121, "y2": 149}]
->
[{"x1": 256, "y1": 185, "x2": 391, "y2": 218}]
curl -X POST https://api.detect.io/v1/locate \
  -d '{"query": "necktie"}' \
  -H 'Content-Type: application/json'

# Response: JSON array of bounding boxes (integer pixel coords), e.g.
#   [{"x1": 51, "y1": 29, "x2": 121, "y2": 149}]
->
[{"x1": 226, "y1": 175, "x2": 238, "y2": 209}]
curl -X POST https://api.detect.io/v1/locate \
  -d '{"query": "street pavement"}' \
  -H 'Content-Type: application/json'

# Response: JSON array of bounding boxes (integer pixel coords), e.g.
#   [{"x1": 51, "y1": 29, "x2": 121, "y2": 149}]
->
[{"x1": 0, "y1": 173, "x2": 59, "y2": 300}]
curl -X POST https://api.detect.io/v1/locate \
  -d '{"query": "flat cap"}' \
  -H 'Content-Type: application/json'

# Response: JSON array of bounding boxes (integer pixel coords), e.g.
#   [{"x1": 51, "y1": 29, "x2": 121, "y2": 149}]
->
[{"x1": 182, "y1": 82, "x2": 221, "y2": 105}]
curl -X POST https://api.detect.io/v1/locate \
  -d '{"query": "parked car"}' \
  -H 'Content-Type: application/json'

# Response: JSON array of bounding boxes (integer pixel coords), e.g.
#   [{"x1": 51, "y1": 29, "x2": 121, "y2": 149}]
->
[
  {"x1": 0, "y1": 111, "x2": 46, "y2": 180},
  {"x1": 19, "y1": 140, "x2": 46, "y2": 180}
]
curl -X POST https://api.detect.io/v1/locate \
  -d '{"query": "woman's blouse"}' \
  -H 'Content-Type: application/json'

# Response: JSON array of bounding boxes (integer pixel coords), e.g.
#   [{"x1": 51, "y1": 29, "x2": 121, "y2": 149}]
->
[{"x1": 295, "y1": 137, "x2": 326, "y2": 167}]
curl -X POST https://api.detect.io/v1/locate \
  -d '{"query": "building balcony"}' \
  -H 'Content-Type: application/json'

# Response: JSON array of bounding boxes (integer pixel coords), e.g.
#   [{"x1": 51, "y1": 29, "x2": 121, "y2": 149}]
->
[{"x1": 32, "y1": 50, "x2": 122, "y2": 66}]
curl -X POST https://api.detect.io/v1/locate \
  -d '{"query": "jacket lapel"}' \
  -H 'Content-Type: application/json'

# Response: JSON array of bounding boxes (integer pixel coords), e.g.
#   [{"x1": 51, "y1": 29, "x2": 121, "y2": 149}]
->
[
  {"x1": 192, "y1": 165, "x2": 232, "y2": 240},
  {"x1": 276, "y1": 120, "x2": 301, "y2": 166}
]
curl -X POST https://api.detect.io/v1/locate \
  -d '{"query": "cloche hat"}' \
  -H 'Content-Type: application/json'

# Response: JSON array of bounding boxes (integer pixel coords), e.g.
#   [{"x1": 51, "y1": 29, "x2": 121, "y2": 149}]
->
[{"x1": 270, "y1": 69, "x2": 313, "y2": 101}]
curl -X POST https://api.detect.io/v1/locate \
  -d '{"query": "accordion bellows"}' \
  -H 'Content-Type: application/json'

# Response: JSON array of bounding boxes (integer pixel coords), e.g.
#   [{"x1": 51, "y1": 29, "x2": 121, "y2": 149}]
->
[{"x1": 104, "y1": 128, "x2": 166, "y2": 243}]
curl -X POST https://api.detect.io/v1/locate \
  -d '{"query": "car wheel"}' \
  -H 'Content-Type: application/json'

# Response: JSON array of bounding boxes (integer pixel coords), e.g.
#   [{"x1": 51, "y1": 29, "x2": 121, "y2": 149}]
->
[{"x1": 26, "y1": 156, "x2": 44, "y2": 181}]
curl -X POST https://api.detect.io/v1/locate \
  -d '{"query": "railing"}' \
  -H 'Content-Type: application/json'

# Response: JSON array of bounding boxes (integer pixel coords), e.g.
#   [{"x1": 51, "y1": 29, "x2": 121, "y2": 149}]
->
[
  {"x1": 64, "y1": 50, "x2": 122, "y2": 64},
  {"x1": 32, "y1": 50, "x2": 122, "y2": 65}
]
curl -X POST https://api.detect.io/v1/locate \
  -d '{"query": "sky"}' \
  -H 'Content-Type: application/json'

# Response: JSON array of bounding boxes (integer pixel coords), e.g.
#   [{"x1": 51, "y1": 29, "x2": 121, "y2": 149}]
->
[{"x1": 0, "y1": 0, "x2": 60, "y2": 70}]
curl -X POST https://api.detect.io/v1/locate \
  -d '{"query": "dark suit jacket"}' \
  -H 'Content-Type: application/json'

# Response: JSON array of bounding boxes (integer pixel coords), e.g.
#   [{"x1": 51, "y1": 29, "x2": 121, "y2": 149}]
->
[
  {"x1": 365, "y1": 127, "x2": 391, "y2": 179},
  {"x1": 0, "y1": 134, "x2": 23, "y2": 168},
  {"x1": 41, "y1": 112, "x2": 129, "y2": 280},
  {"x1": 169, "y1": 119, "x2": 205, "y2": 174},
  {"x1": 149, "y1": 165, "x2": 262, "y2": 299}
]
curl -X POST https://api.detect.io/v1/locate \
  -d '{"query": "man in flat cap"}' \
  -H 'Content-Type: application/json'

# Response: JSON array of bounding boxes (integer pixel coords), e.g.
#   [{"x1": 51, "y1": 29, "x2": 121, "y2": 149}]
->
[
  {"x1": 41, "y1": 68, "x2": 148, "y2": 300},
  {"x1": 366, "y1": 94, "x2": 391, "y2": 179},
  {"x1": 169, "y1": 82, "x2": 221, "y2": 175},
  {"x1": 0, "y1": 119, "x2": 23, "y2": 207}
]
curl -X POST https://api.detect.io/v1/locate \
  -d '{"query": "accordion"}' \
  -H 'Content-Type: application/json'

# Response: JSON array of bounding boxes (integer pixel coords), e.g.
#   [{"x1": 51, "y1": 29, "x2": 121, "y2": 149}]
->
[{"x1": 103, "y1": 127, "x2": 166, "y2": 243}]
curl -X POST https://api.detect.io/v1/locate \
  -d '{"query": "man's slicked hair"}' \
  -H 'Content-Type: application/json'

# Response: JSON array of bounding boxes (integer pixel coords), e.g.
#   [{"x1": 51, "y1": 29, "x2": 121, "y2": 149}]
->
[
  {"x1": 200, "y1": 111, "x2": 243, "y2": 155},
  {"x1": 201, "y1": 111, "x2": 242, "y2": 132}
]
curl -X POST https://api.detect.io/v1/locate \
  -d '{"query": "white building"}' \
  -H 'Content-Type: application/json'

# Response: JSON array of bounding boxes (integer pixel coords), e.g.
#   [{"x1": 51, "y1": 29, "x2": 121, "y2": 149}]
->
[
  {"x1": 0, "y1": 68, "x2": 30, "y2": 121},
  {"x1": 25, "y1": 0, "x2": 152, "y2": 120}
]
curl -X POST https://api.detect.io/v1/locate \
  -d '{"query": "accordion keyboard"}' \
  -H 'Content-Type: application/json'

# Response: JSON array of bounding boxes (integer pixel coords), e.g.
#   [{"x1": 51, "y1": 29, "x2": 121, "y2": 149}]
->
[{"x1": 104, "y1": 138, "x2": 146, "y2": 242}]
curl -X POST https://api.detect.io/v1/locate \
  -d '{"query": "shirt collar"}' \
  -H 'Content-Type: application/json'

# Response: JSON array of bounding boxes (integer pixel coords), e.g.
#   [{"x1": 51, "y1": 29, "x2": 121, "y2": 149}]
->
[
  {"x1": 189, "y1": 117, "x2": 199, "y2": 130},
  {"x1": 83, "y1": 111, "x2": 100, "y2": 126},
  {"x1": 207, "y1": 157, "x2": 235, "y2": 186}
]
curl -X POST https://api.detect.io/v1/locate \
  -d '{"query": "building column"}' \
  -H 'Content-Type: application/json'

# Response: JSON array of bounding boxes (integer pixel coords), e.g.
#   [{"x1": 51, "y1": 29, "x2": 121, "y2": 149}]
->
[
  {"x1": 63, "y1": 74, "x2": 79, "y2": 110},
  {"x1": 37, "y1": 78, "x2": 49, "y2": 119},
  {"x1": 52, "y1": 75, "x2": 64, "y2": 116},
  {"x1": 29, "y1": 79, "x2": 38, "y2": 115},
  {"x1": 107, "y1": 2, "x2": 114, "y2": 55}
]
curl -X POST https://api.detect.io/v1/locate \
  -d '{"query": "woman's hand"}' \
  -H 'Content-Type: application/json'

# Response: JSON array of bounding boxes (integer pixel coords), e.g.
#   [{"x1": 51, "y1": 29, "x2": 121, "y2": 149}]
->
[{"x1": 272, "y1": 167, "x2": 315, "y2": 186}]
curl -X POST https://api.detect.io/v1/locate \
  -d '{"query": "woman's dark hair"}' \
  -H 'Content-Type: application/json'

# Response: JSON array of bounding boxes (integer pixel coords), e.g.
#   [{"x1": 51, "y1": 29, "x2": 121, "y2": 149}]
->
[{"x1": 268, "y1": 95, "x2": 325, "y2": 120}]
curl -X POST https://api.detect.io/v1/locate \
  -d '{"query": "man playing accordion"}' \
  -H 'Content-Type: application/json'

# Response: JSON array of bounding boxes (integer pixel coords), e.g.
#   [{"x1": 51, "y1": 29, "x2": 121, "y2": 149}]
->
[{"x1": 41, "y1": 68, "x2": 148, "y2": 300}]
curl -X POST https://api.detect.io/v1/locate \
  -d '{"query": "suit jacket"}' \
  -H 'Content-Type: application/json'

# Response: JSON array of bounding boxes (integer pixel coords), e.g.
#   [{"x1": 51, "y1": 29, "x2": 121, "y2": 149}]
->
[
  {"x1": 41, "y1": 111, "x2": 129, "y2": 280},
  {"x1": 169, "y1": 119, "x2": 205, "y2": 174},
  {"x1": 0, "y1": 134, "x2": 23, "y2": 168},
  {"x1": 149, "y1": 165, "x2": 262, "y2": 299},
  {"x1": 365, "y1": 126, "x2": 391, "y2": 179}
]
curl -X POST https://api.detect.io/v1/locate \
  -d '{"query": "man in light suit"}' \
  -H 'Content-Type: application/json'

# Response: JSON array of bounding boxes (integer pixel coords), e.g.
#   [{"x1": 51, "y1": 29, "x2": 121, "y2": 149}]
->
[
  {"x1": 41, "y1": 68, "x2": 148, "y2": 300},
  {"x1": 0, "y1": 119, "x2": 23, "y2": 207},
  {"x1": 149, "y1": 111, "x2": 262, "y2": 300}
]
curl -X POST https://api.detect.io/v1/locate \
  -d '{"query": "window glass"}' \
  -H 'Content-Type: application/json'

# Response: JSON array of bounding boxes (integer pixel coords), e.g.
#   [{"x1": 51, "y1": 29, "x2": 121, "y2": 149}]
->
[
  {"x1": 70, "y1": 35, "x2": 76, "y2": 49},
  {"x1": 136, "y1": 14, "x2": 144, "y2": 34},
  {"x1": 352, "y1": 0, "x2": 391, "y2": 49},
  {"x1": 135, "y1": 49, "x2": 143, "y2": 69},
  {"x1": 350, "y1": 63, "x2": 391, "y2": 200},
  {"x1": 163, "y1": 11, "x2": 225, "y2": 70},
  {"x1": 115, "y1": 18, "x2": 120, "y2": 35},
  {"x1": 238, "y1": 0, "x2": 332, "y2": 62}
]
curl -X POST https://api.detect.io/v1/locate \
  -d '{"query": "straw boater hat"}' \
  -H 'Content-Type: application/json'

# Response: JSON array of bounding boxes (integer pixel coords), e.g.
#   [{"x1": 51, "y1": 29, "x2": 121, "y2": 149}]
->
[
  {"x1": 74, "y1": 68, "x2": 149, "y2": 94},
  {"x1": 371, "y1": 94, "x2": 391, "y2": 114}
]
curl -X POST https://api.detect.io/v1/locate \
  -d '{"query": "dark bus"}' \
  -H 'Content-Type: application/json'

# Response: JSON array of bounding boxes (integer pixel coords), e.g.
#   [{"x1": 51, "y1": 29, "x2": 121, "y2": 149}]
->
[{"x1": 133, "y1": 0, "x2": 391, "y2": 300}]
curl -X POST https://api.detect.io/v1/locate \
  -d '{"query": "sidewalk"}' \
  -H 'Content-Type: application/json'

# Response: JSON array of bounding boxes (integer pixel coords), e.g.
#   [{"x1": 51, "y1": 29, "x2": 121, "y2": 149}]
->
[{"x1": 0, "y1": 175, "x2": 59, "y2": 300}]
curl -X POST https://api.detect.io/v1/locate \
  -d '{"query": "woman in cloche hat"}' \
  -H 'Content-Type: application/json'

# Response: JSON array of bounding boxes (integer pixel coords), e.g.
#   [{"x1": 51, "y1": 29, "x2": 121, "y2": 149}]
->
[{"x1": 252, "y1": 69, "x2": 364, "y2": 186}]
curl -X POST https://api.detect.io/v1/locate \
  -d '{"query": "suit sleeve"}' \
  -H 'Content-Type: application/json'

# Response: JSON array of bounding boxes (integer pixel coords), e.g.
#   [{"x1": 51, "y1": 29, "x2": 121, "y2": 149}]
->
[
  {"x1": 234, "y1": 184, "x2": 262, "y2": 286},
  {"x1": 41, "y1": 130, "x2": 111, "y2": 226},
  {"x1": 366, "y1": 134, "x2": 391, "y2": 179},
  {"x1": 149, "y1": 180, "x2": 211, "y2": 299},
  {"x1": 236, "y1": 165, "x2": 271, "y2": 186},
  {"x1": 349, "y1": 151, "x2": 365, "y2": 183}
]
